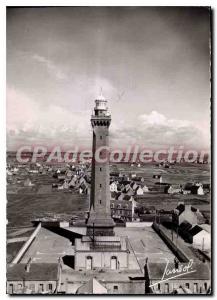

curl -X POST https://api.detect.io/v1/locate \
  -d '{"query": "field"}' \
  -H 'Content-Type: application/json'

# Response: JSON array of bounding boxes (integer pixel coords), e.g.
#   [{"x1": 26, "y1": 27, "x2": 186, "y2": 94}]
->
[
  {"x1": 112, "y1": 163, "x2": 211, "y2": 209},
  {"x1": 7, "y1": 162, "x2": 211, "y2": 229},
  {"x1": 6, "y1": 162, "x2": 211, "y2": 263}
]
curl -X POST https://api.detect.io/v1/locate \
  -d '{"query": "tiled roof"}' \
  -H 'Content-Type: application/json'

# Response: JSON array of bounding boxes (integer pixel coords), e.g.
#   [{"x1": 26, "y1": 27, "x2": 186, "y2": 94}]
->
[{"x1": 7, "y1": 263, "x2": 59, "y2": 281}]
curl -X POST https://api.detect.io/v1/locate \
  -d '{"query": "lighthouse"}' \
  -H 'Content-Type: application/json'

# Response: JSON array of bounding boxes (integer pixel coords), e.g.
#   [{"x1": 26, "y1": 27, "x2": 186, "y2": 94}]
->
[
  {"x1": 86, "y1": 93, "x2": 115, "y2": 236},
  {"x1": 74, "y1": 94, "x2": 129, "y2": 271}
]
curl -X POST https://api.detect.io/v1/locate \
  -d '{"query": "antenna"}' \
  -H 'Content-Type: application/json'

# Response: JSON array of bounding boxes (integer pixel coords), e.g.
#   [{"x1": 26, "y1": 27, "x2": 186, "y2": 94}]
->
[{"x1": 92, "y1": 222, "x2": 95, "y2": 248}]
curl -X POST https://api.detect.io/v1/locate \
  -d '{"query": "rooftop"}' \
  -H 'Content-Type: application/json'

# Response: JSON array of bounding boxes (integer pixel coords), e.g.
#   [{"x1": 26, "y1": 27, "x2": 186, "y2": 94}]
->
[{"x1": 7, "y1": 263, "x2": 58, "y2": 281}]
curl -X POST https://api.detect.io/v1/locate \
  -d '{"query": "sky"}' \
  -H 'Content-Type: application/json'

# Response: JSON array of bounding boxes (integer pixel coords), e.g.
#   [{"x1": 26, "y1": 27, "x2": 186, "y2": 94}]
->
[{"x1": 7, "y1": 7, "x2": 211, "y2": 151}]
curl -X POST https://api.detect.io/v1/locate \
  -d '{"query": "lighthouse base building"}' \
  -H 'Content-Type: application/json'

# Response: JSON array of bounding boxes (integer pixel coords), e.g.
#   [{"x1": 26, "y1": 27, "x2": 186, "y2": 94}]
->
[{"x1": 74, "y1": 235, "x2": 129, "y2": 271}]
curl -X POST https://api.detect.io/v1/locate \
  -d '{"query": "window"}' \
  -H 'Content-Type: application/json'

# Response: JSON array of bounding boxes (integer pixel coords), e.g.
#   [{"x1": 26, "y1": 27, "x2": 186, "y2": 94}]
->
[
  {"x1": 204, "y1": 283, "x2": 207, "y2": 292},
  {"x1": 186, "y1": 283, "x2": 190, "y2": 289},
  {"x1": 158, "y1": 283, "x2": 161, "y2": 291},
  {"x1": 165, "y1": 283, "x2": 169, "y2": 293},
  {"x1": 100, "y1": 184, "x2": 102, "y2": 188},
  {"x1": 100, "y1": 136, "x2": 102, "y2": 139},
  {"x1": 29, "y1": 284, "x2": 35, "y2": 293},
  {"x1": 86, "y1": 256, "x2": 93, "y2": 270},
  {"x1": 113, "y1": 285, "x2": 118, "y2": 292},
  {"x1": 100, "y1": 168, "x2": 102, "y2": 171},
  {"x1": 111, "y1": 203, "x2": 114, "y2": 208},
  {"x1": 39, "y1": 284, "x2": 44, "y2": 293},
  {"x1": 48, "y1": 283, "x2": 53, "y2": 292},
  {"x1": 99, "y1": 200, "x2": 101, "y2": 204},
  {"x1": 111, "y1": 256, "x2": 118, "y2": 270},
  {"x1": 193, "y1": 283, "x2": 198, "y2": 293},
  {"x1": 8, "y1": 284, "x2": 13, "y2": 294}
]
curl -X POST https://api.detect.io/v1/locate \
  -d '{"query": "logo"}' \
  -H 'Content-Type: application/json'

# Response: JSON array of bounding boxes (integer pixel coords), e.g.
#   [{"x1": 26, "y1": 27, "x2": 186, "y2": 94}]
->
[{"x1": 149, "y1": 259, "x2": 196, "y2": 287}]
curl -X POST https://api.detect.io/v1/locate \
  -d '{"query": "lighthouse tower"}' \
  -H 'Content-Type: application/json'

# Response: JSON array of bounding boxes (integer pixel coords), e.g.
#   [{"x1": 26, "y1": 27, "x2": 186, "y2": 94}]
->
[
  {"x1": 74, "y1": 95, "x2": 129, "y2": 271},
  {"x1": 87, "y1": 93, "x2": 115, "y2": 236}
]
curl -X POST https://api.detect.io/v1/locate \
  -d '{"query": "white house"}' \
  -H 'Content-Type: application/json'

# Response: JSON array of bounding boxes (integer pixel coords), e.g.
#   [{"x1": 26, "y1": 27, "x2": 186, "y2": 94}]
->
[
  {"x1": 142, "y1": 185, "x2": 149, "y2": 193},
  {"x1": 196, "y1": 186, "x2": 204, "y2": 195},
  {"x1": 110, "y1": 182, "x2": 118, "y2": 192},
  {"x1": 189, "y1": 225, "x2": 211, "y2": 250},
  {"x1": 135, "y1": 186, "x2": 144, "y2": 195}
]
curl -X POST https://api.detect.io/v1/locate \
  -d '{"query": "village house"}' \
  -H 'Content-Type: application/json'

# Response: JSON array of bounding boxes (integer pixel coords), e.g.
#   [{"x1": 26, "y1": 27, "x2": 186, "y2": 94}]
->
[
  {"x1": 145, "y1": 260, "x2": 210, "y2": 294},
  {"x1": 188, "y1": 224, "x2": 211, "y2": 250},
  {"x1": 110, "y1": 199, "x2": 133, "y2": 221},
  {"x1": 184, "y1": 183, "x2": 204, "y2": 195},
  {"x1": 76, "y1": 278, "x2": 108, "y2": 294},
  {"x1": 153, "y1": 174, "x2": 162, "y2": 184},
  {"x1": 68, "y1": 176, "x2": 77, "y2": 188},
  {"x1": 173, "y1": 203, "x2": 205, "y2": 226},
  {"x1": 110, "y1": 191, "x2": 121, "y2": 200},
  {"x1": 79, "y1": 181, "x2": 90, "y2": 195},
  {"x1": 110, "y1": 181, "x2": 118, "y2": 192},
  {"x1": 7, "y1": 261, "x2": 61, "y2": 294},
  {"x1": 135, "y1": 186, "x2": 144, "y2": 195},
  {"x1": 164, "y1": 184, "x2": 182, "y2": 194},
  {"x1": 24, "y1": 178, "x2": 34, "y2": 187}
]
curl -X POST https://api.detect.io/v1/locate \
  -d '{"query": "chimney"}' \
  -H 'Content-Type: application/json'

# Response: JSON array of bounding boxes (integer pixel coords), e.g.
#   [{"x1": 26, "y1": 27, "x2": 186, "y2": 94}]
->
[{"x1": 25, "y1": 257, "x2": 32, "y2": 273}]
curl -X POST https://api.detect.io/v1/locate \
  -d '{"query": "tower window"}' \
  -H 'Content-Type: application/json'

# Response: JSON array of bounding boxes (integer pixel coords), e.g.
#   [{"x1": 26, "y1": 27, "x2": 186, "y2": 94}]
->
[
  {"x1": 100, "y1": 136, "x2": 102, "y2": 139},
  {"x1": 99, "y1": 200, "x2": 101, "y2": 204},
  {"x1": 100, "y1": 167, "x2": 102, "y2": 171},
  {"x1": 100, "y1": 184, "x2": 102, "y2": 188}
]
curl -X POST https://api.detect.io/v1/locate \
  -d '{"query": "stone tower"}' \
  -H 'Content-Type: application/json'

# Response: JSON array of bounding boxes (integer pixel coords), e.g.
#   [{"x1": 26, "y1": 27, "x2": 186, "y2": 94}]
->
[{"x1": 87, "y1": 94, "x2": 115, "y2": 236}]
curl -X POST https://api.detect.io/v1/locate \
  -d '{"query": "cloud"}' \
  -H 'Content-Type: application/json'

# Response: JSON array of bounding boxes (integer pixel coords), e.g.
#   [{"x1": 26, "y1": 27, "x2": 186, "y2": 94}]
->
[
  {"x1": 110, "y1": 111, "x2": 209, "y2": 150},
  {"x1": 7, "y1": 87, "x2": 209, "y2": 151},
  {"x1": 7, "y1": 86, "x2": 91, "y2": 149},
  {"x1": 32, "y1": 54, "x2": 67, "y2": 80},
  {"x1": 138, "y1": 111, "x2": 192, "y2": 128}
]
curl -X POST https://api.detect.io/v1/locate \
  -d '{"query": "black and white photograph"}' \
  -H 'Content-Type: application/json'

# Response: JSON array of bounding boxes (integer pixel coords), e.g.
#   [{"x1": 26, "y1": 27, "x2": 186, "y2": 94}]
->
[{"x1": 5, "y1": 5, "x2": 211, "y2": 295}]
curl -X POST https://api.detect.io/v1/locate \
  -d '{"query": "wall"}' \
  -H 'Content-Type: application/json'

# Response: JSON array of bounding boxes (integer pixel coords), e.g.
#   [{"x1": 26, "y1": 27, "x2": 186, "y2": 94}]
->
[
  {"x1": 7, "y1": 280, "x2": 57, "y2": 294},
  {"x1": 104, "y1": 281, "x2": 144, "y2": 294},
  {"x1": 126, "y1": 222, "x2": 153, "y2": 227},
  {"x1": 65, "y1": 280, "x2": 144, "y2": 294},
  {"x1": 150, "y1": 279, "x2": 210, "y2": 294},
  {"x1": 75, "y1": 251, "x2": 128, "y2": 270},
  {"x1": 193, "y1": 231, "x2": 211, "y2": 250},
  {"x1": 152, "y1": 223, "x2": 189, "y2": 262}
]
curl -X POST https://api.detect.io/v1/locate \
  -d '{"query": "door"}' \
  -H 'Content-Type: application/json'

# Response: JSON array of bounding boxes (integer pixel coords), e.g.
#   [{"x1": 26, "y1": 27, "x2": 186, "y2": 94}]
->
[
  {"x1": 193, "y1": 283, "x2": 198, "y2": 293},
  {"x1": 86, "y1": 256, "x2": 93, "y2": 270},
  {"x1": 111, "y1": 256, "x2": 117, "y2": 270},
  {"x1": 8, "y1": 284, "x2": 13, "y2": 294}
]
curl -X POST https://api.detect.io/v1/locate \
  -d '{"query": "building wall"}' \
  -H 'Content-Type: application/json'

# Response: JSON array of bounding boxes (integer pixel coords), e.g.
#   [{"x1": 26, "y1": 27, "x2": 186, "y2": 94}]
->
[
  {"x1": 150, "y1": 279, "x2": 210, "y2": 294},
  {"x1": 7, "y1": 280, "x2": 57, "y2": 294},
  {"x1": 193, "y1": 231, "x2": 211, "y2": 250},
  {"x1": 104, "y1": 281, "x2": 144, "y2": 294},
  {"x1": 65, "y1": 280, "x2": 144, "y2": 294},
  {"x1": 75, "y1": 251, "x2": 128, "y2": 270},
  {"x1": 179, "y1": 209, "x2": 198, "y2": 225}
]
